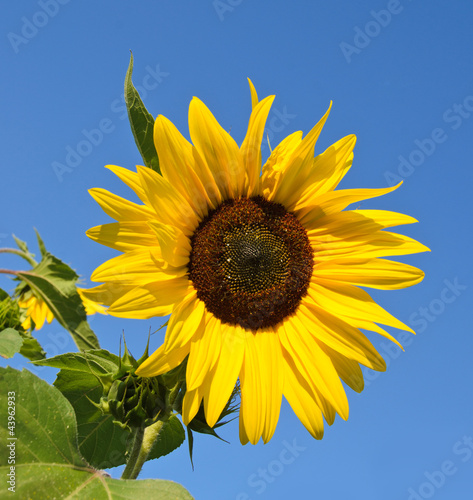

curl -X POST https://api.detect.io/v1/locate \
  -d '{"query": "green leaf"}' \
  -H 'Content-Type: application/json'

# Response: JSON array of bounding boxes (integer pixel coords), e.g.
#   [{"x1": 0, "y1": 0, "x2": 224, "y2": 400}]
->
[
  {"x1": 149, "y1": 414, "x2": 186, "y2": 461},
  {"x1": 12, "y1": 234, "x2": 37, "y2": 266},
  {"x1": 0, "y1": 367, "x2": 194, "y2": 499},
  {"x1": 34, "y1": 350, "x2": 120, "y2": 378},
  {"x1": 16, "y1": 252, "x2": 100, "y2": 351},
  {"x1": 34, "y1": 228, "x2": 47, "y2": 257},
  {"x1": 18, "y1": 332, "x2": 45, "y2": 361},
  {"x1": 54, "y1": 366, "x2": 185, "y2": 468},
  {"x1": 125, "y1": 52, "x2": 161, "y2": 174},
  {"x1": 0, "y1": 328, "x2": 23, "y2": 358},
  {"x1": 54, "y1": 368, "x2": 131, "y2": 469},
  {"x1": 187, "y1": 427, "x2": 195, "y2": 470}
]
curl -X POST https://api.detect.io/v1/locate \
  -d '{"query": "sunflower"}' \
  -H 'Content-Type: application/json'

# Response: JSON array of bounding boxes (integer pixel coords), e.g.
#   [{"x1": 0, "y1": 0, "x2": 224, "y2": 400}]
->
[
  {"x1": 86, "y1": 80, "x2": 429, "y2": 444},
  {"x1": 18, "y1": 291, "x2": 54, "y2": 330},
  {"x1": 19, "y1": 287, "x2": 106, "y2": 330}
]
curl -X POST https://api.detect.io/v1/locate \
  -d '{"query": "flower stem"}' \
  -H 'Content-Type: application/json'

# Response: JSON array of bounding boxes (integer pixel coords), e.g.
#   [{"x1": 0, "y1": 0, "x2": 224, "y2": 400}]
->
[
  {"x1": 0, "y1": 269, "x2": 18, "y2": 276},
  {"x1": 121, "y1": 417, "x2": 169, "y2": 480},
  {"x1": 0, "y1": 248, "x2": 37, "y2": 266}
]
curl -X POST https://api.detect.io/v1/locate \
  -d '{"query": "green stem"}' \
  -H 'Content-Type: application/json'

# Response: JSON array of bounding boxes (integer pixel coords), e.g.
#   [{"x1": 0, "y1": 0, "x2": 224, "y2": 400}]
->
[
  {"x1": 121, "y1": 416, "x2": 169, "y2": 480},
  {"x1": 0, "y1": 248, "x2": 37, "y2": 266},
  {"x1": 121, "y1": 426, "x2": 145, "y2": 480}
]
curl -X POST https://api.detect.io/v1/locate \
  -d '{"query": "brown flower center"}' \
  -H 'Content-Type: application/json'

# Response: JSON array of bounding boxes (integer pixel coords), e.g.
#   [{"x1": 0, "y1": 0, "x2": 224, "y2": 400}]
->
[{"x1": 188, "y1": 196, "x2": 313, "y2": 330}]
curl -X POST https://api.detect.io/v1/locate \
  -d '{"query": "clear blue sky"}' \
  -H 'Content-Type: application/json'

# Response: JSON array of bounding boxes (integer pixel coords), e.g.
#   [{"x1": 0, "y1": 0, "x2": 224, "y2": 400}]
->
[{"x1": 1, "y1": 1, "x2": 472, "y2": 499}]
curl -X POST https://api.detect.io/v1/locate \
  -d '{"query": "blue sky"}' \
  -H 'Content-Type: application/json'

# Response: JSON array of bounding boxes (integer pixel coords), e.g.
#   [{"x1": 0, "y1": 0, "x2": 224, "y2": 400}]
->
[{"x1": 1, "y1": 1, "x2": 473, "y2": 499}]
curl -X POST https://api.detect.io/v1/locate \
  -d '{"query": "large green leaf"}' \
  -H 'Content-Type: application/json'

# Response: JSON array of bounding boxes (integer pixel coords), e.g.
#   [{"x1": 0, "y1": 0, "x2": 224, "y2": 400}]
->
[
  {"x1": 150, "y1": 414, "x2": 186, "y2": 461},
  {"x1": 16, "y1": 252, "x2": 100, "y2": 351},
  {"x1": 54, "y1": 368, "x2": 130, "y2": 469},
  {"x1": 0, "y1": 367, "x2": 193, "y2": 499},
  {"x1": 42, "y1": 350, "x2": 185, "y2": 467},
  {"x1": 125, "y1": 52, "x2": 161, "y2": 173},
  {"x1": 34, "y1": 350, "x2": 121, "y2": 378},
  {"x1": 0, "y1": 328, "x2": 23, "y2": 358}
]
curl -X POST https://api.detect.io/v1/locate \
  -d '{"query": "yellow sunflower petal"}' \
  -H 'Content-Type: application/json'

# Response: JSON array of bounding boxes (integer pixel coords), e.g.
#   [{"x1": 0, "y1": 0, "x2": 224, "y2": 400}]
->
[
  {"x1": 247, "y1": 77, "x2": 259, "y2": 110},
  {"x1": 137, "y1": 165, "x2": 198, "y2": 235},
  {"x1": 77, "y1": 288, "x2": 107, "y2": 315},
  {"x1": 76, "y1": 283, "x2": 136, "y2": 307},
  {"x1": 89, "y1": 188, "x2": 155, "y2": 222},
  {"x1": 182, "y1": 385, "x2": 204, "y2": 425},
  {"x1": 86, "y1": 221, "x2": 158, "y2": 252},
  {"x1": 186, "y1": 314, "x2": 222, "y2": 391},
  {"x1": 298, "y1": 301, "x2": 386, "y2": 371},
  {"x1": 280, "y1": 316, "x2": 349, "y2": 420},
  {"x1": 154, "y1": 114, "x2": 220, "y2": 215},
  {"x1": 107, "y1": 279, "x2": 190, "y2": 318},
  {"x1": 278, "y1": 324, "x2": 336, "y2": 425},
  {"x1": 203, "y1": 323, "x2": 246, "y2": 427},
  {"x1": 281, "y1": 134, "x2": 356, "y2": 211},
  {"x1": 164, "y1": 290, "x2": 206, "y2": 354},
  {"x1": 241, "y1": 95, "x2": 275, "y2": 197},
  {"x1": 105, "y1": 164, "x2": 148, "y2": 204},
  {"x1": 261, "y1": 130, "x2": 303, "y2": 200},
  {"x1": 256, "y1": 329, "x2": 284, "y2": 443},
  {"x1": 136, "y1": 342, "x2": 190, "y2": 377},
  {"x1": 282, "y1": 350, "x2": 325, "y2": 439},
  {"x1": 239, "y1": 331, "x2": 265, "y2": 444},
  {"x1": 91, "y1": 248, "x2": 185, "y2": 285},
  {"x1": 271, "y1": 103, "x2": 332, "y2": 205},
  {"x1": 309, "y1": 231, "x2": 430, "y2": 261},
  {"x1": 314, "y1": 258, "x2": 425, "y2": 290},
  {"x1": 318, "y1": 343, "x2": 364, "y2": 393},
  {"x1": 299, "y1": 182, "x2": 403, "y2": 227},
  {"x1": 189, "y1": 97, "x2": 245, "y2": 200},
  {"x1": 239, "y1": 406, "x2": 250, "y2": 445},
  {"x1": 147, "y1": 220, "x2": 191, "y2": 268},
  {"x1": 308, "y1": 278, "x2": 413, "y2": 334},
  {"x1": 306, "y1": 210, "x2": 418, "y2": 239}
]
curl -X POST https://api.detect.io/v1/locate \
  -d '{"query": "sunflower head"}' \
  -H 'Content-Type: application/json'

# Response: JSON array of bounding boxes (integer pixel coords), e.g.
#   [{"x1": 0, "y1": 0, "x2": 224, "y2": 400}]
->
[
  {"x1": 87, "y1": 80, "x2": 429, "y2": 444},
  {"x1": 17, "y1": 290, "x2": 54, "y2": 331}
]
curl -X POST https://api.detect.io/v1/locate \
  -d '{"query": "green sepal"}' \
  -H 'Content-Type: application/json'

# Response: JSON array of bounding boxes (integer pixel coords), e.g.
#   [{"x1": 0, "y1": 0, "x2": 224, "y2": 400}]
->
[{"x1": 125, "y1": 52, "x2": 161, "y2": 174}]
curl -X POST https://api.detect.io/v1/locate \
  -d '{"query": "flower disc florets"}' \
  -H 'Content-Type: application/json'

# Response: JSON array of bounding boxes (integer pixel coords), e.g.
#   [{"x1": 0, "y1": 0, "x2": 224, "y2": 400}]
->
[{"x1": 188, "y1": 196, "x2": 313, "y2": 330}]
